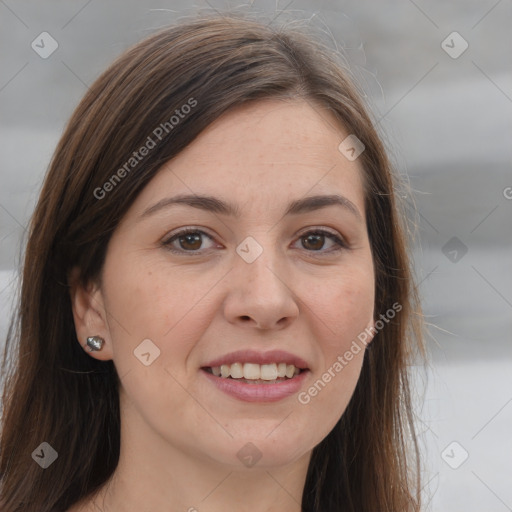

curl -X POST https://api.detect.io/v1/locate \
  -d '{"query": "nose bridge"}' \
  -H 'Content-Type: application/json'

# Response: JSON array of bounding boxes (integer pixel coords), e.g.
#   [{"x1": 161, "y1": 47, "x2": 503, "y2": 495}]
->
[
  {"x1": 235, "y1": 233, "x2": 287, "y2": 294},
  {"x1": 223, "y1": 233, "x2": 299, "y2": 328}
]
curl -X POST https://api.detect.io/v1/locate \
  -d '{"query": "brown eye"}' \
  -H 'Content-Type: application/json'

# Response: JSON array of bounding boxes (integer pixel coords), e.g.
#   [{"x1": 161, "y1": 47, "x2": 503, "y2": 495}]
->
[
  {"x1": 178, "y1": 232, "x2": 203, "y2": 251},
  {"x1": 162, "y1": 229, "x2": 216, "y2": 254},
  {"x1": 296, "y1": 229, "x2": 347, "y2": 254},
  {"x1": 301, "y1": 233, "x2": 325, "y2": 251}
]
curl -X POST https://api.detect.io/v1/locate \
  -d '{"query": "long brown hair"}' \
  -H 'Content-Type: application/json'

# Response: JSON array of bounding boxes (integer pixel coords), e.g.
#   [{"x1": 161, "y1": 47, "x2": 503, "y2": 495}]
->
[{"x1": 0, "y1": 12, "x2": 423, "y2": 511}]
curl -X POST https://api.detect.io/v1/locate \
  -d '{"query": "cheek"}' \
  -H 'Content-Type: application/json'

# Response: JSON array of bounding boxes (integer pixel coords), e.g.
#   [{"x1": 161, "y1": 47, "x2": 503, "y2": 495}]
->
[
  {"x1": 102, "y1": 254, "x2": 223, "y2": 365},
  {"x1": 304, "y1": 264, "x2": 375, "y2": 351},
  {"x1": 296, "y1": 269, "x2": 373, "y2": 439},
  {"x1": 104, "y1": 254, "x2": 192, "y2": 328},
  {"x1": 334, "y1": 273, "x2": 374, "y2": 336}
]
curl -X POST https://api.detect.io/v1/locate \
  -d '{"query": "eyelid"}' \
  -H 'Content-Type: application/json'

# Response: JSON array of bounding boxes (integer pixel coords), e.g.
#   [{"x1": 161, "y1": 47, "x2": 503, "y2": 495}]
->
[{"x1": 296, "y1": 225, "x2": 347, "y2": 243}]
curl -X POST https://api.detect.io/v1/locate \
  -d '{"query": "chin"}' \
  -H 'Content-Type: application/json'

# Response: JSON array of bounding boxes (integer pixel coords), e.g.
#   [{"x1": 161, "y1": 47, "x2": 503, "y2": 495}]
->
[{"x1": 201, "y1": 432, "x2": 312, "y2": 470}]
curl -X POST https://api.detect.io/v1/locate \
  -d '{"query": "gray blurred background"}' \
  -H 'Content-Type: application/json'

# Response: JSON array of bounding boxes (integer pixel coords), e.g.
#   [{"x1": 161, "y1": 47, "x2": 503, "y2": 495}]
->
[{"x1": 1, "y1": 1, "x2": 511, "y2": 510}]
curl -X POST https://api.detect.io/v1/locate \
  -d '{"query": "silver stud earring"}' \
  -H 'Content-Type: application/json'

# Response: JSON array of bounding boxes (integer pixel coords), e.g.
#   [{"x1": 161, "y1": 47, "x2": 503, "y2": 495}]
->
[{"x1": 86, "y1": 336, "x2": 104, "y2": 352}]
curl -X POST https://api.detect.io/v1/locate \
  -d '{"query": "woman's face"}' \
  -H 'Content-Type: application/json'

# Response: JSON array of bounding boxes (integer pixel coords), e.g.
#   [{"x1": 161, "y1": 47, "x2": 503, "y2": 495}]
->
[{"x1": 75, "y1": 99, "x2": 375, "y2": 470}]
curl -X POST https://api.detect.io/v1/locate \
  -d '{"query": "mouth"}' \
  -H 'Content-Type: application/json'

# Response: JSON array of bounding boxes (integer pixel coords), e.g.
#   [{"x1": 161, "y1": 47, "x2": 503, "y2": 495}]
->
[
  {"x1": 200, "y1": 350, "x2": 311, "y2": 402},
  {"x1": 201, "y1": 362, "x2": 308, "y2": 384},
  {"x1": 200, "y1": 361, "x2": 310, "y2": 402}
]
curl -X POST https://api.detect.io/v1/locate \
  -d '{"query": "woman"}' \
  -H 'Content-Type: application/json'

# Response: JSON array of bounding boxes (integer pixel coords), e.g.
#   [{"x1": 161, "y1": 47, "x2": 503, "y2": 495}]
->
[{"x1": 0, "y1": 12, "x2": 423, "y2": 512}]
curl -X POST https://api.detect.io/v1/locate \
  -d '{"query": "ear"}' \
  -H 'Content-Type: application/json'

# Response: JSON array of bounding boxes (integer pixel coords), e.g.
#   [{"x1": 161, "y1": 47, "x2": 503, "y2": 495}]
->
[{"x1": 68, "y1": 266, "x2": 113, "y2": 361}]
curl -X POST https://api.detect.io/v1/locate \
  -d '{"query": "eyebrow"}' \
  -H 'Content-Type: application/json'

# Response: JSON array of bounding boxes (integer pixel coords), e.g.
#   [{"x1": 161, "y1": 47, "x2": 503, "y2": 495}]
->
[{"x1": 140, "y1": 193, "x2": 363, "y2": 222}]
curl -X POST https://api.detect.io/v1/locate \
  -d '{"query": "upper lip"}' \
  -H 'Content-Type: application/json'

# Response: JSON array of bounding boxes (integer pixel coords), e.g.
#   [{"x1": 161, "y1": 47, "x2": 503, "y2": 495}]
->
[{"x1": 202, "y1": 349, "x2": 310, "y2": 370}]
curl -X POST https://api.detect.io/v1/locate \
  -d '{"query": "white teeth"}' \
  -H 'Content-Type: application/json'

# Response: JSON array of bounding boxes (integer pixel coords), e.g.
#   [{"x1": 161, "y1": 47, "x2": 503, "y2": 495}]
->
[
  {"x1": 260, "y1": 363, "x2": 278, "y2": 381},
  {"x1": 230, "y1": 362, "x2": 244, "y2": 378},
  {"x1": 243, "y1": 363, "x2": 260, "y2": 380},
  {"x1": 285, "y1": 364, "x2": 295, "y2": 378},
  {"x1": 208, "y1": 362, "x2": 302, "y2": 380}
]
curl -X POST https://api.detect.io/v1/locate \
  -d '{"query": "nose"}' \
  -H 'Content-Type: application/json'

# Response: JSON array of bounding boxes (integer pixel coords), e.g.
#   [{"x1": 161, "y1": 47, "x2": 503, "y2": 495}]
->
[{"x1": 222, "y1": 244, "x2": 300, "y2": 331}]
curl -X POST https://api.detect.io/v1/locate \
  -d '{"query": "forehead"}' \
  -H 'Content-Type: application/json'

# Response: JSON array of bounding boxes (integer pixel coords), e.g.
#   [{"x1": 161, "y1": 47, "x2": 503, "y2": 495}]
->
[
  {"x1": 128, "y1": 99, "x2": 366, "y2": 218},
  {"x1": 189, "y1": 99, "x2": 356, "y2": 168}
]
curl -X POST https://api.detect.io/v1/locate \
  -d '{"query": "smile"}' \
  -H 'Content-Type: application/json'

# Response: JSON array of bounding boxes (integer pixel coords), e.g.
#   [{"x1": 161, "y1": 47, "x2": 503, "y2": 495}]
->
[
  {"x1": 201, "y1": 364, "x2": 309, "y2": 402},
  {"x1": 204, "y1": 362, "x2": 302, "y2": 382}
]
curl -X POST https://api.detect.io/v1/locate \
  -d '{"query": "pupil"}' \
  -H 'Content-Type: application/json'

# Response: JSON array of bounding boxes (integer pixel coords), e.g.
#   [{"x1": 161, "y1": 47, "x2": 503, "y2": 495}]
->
[
  {"x1": 181, "y1": 233, "x2": 201, "y2": 250},
  {"x1": 304, "y1": 234, "x2": 323, "y2": 250}
]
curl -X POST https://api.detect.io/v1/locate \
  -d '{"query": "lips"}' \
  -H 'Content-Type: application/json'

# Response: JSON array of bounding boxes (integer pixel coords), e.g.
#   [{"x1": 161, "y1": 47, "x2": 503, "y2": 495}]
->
[
  {"x1": 200, "y1": 349, "x2": 311, "y2": 402},
  {"x1": 201, "y1": 366, "x2": 309, "y2": 402},
  {"x1": 202, "y1": 349, "x2": 310, "y2": 370}
]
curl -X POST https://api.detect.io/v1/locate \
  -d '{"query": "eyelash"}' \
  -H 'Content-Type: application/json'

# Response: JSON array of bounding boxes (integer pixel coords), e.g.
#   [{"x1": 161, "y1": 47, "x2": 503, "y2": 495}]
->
[{"x1": 161, "y1": 227, "x2": 349, "y2": 257}]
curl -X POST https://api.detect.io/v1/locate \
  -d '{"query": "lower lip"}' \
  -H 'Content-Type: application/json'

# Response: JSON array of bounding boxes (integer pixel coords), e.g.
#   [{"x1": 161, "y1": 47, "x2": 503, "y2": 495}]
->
[{"x1": 201, "y1": 368, "x2": 309, "y2": 403}]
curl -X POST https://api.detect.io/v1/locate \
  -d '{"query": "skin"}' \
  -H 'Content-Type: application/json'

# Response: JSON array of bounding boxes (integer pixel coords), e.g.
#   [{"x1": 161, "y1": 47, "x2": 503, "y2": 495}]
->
[{"x1": 68, "y1": 99, "x2": 375, "y2": 512}]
